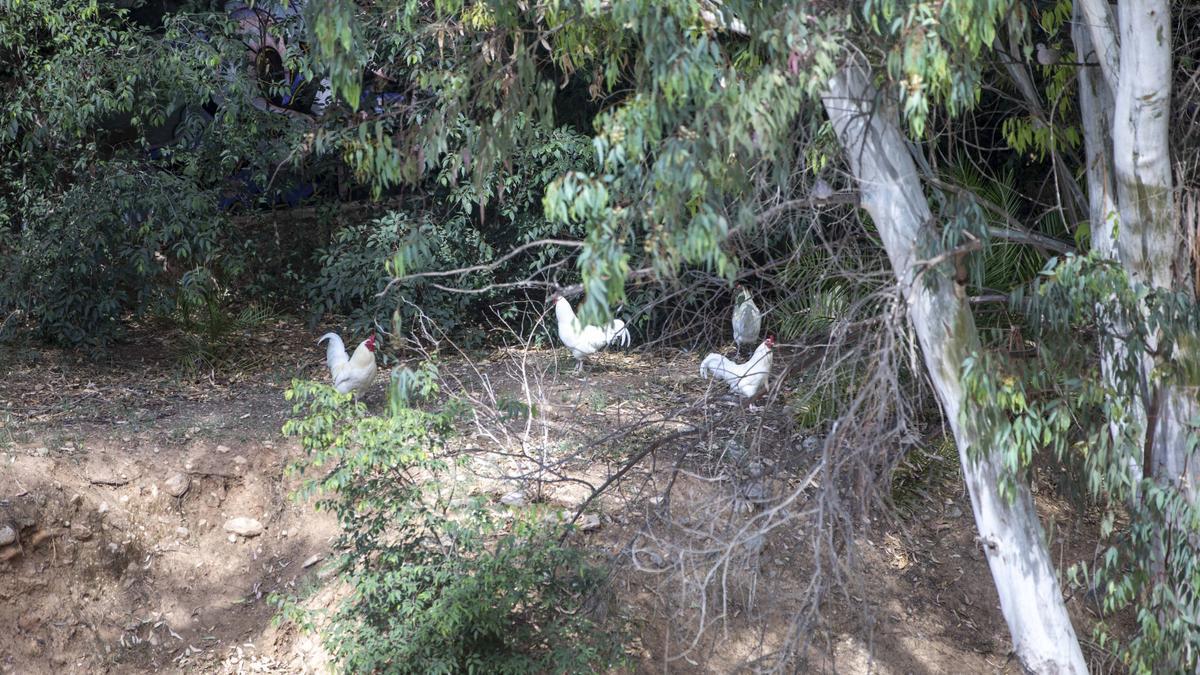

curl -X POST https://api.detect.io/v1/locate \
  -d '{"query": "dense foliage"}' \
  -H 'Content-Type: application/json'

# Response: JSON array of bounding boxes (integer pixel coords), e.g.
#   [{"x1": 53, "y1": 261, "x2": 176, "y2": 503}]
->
[
  {"x1": 280, "y1": 377, "x2": 621, "y2": 674},
  {"x1": 309, "y1": 120, "x2": 593, "y2": 339},
  {"x1": 964, "y1": 254, "x2": 1200, "y2": 671}
]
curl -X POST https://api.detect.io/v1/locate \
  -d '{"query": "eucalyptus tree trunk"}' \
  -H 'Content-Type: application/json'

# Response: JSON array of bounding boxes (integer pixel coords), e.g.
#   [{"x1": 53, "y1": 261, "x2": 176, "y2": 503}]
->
[
  {"x1": 821, "y1": 65, "x2": 1087, "y2": 674},
  {"x1": 1072, "y1": 1, "x2": 1145, "y2": 485},
  {"x1": 1074, "y1": 0, "x2": 1200, "y2": 497}
]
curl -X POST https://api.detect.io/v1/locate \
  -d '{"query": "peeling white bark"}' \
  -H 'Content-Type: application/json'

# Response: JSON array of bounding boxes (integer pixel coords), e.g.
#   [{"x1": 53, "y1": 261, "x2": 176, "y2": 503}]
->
[
  {"x1": 1076, "y1": 0, "x2": 1121, "y2": 93},
  {"x1": 1073, "y1": 7, "x2": 1118, "y2": 259},
  {"x1": 1108, "y1": 2, "x2": 1199, "y2": 493},
  {"x1": 821, "y1": 65, "x2": 1087, "y2": 675},
  {"x1": 1075, "y1": 1, "x2": 1200, "y2": 497},
  {"x1": 1113, "y1": 0, "x2": 1174, "y2": 289},
  {"x1": 1074, "y1": 0, "x2": 1145, "y2": 485}
]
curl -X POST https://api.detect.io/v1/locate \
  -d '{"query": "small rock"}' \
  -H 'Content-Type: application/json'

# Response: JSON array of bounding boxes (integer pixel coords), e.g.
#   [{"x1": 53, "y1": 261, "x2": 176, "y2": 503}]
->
[
  {"x1": 233, "y1": 456, "x2": 247, "y2": 466},
  {"x1": 302, "y1": 554, "x2": 324, "y2": 568},
  {"x1": 118, "y1": 495, "x2": 130, "y2": 505},
  {"x1": 223, "y1": 517, "x2": 264, "y2": 538},
  {"x1": 228, "y1": 534, "x2": 238, "y2": 543},
  {"x1": 946, "y1": 504, "x2": 964, "y2": 519},
  {"x1": 69, "y1": 494, "x2": 82, "y2": 507},
  {"x1": 280, "y1": 530, "x2": 289, "y2": 538},
  {"x1": 499, "y1": 491, "x2": 526, "y2": 507},
  {"x1": 71, "y1": 525, "x2": 93, "y2": 541},
  {"x1": 0, "y1": 525, "x2": 16, "y2": 546},
  {"x1": 97, "y1": 502, "x2": 110, "y2": 515},
  {"x1": 579, "y1": 513, "x2": 601, "y2": 532},
  {"x1": 164, "y1": 473, "x2": 190, "y2": 498},
  {"x1": 175, "y1": 527, "x2": 189, "y2": 538},
  {"x1": 216, "y1": 445, "x2": 231, "y2": 454}
]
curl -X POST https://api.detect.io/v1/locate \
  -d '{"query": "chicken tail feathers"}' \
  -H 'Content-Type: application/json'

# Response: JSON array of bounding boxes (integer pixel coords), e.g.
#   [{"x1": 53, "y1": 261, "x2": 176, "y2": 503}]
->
[
  {"x1": 611, "y1": 320, "x2": 631, "y2": 348},
  {"x1": 699, "y1": 353, "x2": 724, "y2": 380},
  {"x1": 318, "y1": 332, "x2": 349, "y2": 371}
]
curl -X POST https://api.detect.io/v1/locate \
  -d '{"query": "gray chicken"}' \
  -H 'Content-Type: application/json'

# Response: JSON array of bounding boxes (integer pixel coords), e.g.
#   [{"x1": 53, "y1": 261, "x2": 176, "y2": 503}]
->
[{"x1": 731, "y1": 284, "x2": 762, "y2": 355}]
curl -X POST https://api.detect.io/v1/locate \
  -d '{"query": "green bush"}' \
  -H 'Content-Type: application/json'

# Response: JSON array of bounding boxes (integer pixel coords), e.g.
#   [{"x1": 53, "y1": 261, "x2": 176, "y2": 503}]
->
[
  {"x1": 279, "y1": 377, "x2": 623, "y2": 674},
  {"x1": 0, "y1": 168, "x2": 231, "y2": 345}
]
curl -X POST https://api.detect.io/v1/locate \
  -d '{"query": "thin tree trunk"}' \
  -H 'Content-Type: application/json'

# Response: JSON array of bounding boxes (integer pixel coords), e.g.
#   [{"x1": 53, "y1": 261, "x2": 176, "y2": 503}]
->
[
  {"x1": 1108, "y1": 1, "x2": 1200, "y2": 495},
  {"x1": 821, "y1": 64, "x2": 1087, "y2": 674},
  {"x1": 1073, "y1": 0, "x2": 1145, "y2": 485}
]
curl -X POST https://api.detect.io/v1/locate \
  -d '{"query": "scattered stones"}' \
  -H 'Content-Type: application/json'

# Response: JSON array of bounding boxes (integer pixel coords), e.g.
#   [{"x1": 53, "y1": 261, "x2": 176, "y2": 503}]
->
[
  {"x1": 215, "y1": 445, "x2": 231, "y2": 454},
  {"x1": 499, "y1": 491, "x2": 526, "y2": 507},
  {"x1": 579, "y1": 513, "x2": 601, "y2": 532},
  {"x1": 164, "y1": 473, "x2": 191, "y2": 498},
  {"x1": 223, "y1": 517, "x2": 264, "y2": 538},
  {"x1": 0, "y1": 525, "x2": 16, "y2": 546}
]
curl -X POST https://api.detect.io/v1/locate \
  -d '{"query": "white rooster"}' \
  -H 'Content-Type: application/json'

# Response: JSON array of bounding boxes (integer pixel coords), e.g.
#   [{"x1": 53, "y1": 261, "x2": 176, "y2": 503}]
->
[
  {"x1": 700, "y1": 336, "x2": 775, "y2": 401},
  {"x1": 318, "y1": 332, "x2": 378, "y2": 395},
  {"x1": 732, "y1": 284, "x2": 762, "y2": 355},
  {"x1": 552, "y1": 294, "x2": 631, "y2": 372}
]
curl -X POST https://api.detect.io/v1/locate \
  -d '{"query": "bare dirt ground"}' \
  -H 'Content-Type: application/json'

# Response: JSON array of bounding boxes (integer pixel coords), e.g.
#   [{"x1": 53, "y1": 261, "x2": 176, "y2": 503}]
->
[{"x1": 1, "y1": 320, "x2": 1116, "y2": 674}]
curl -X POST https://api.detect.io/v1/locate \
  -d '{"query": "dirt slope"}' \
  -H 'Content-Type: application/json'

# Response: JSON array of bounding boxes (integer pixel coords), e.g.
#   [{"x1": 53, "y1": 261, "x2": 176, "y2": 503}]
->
[{"x1": 0, "y1": 326, "x2": 1114, "y2": 674}]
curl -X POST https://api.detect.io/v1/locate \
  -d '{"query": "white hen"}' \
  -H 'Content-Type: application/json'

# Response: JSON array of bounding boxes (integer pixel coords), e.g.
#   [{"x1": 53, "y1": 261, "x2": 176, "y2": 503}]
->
[
  {"x1": 700, "y1": 336, "x2": 774, "y2": 400},
  {"x1": 732, "y1": 284, "x2": 762, "y2": 355},
  {"x1": 552, "y1": 294, "x2": 631, "y2": 372},
  {"x1": 318, "y1": 332, "x2": 378, "y2": 395}
]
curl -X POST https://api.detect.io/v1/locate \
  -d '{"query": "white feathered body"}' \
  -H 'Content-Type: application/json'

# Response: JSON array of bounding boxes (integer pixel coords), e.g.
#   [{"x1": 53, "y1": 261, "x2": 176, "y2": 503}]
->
[
  {"x1": 554, "y1": 296, "x2": 631, "y2": 363},
  {"x1": 318, "y1": 332, "x2": 377, "y2": 395},
  {"x1": 732, "y1": 288, "x2": 762, "y2": 351},
  {"x1": 700, "y1": 339, "x2": 773, "y2": 399}
]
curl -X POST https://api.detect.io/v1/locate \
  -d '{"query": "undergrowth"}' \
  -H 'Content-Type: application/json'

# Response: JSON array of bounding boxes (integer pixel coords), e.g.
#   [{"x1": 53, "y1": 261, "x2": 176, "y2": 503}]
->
[{"x1": 276, "y1": 373, "x2": 625, "y2": 674}]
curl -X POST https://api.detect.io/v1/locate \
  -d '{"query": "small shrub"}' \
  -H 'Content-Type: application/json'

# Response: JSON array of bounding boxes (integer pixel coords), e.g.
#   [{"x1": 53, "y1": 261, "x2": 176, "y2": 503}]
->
[{"x1": 279, "y1": 378, "x2": 624, "y2": 674}]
